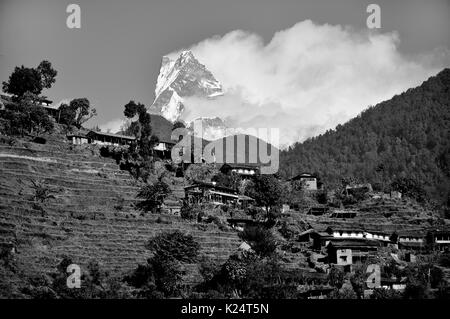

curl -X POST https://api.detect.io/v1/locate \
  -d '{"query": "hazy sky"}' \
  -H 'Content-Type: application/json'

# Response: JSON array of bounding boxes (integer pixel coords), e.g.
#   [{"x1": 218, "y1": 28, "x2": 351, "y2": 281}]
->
[{"x1": 1, "y1": 0, "x2": 449, "y2": 145}]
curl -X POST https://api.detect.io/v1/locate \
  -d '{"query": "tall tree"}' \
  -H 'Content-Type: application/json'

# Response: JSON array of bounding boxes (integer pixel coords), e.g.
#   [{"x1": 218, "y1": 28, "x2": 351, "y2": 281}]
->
[
  {"x1": 2, "y1": 60, "x2": 57, "y2": 99},
  {"x1": 70, "y1": 98, "x2": 97, "y2": 128}
]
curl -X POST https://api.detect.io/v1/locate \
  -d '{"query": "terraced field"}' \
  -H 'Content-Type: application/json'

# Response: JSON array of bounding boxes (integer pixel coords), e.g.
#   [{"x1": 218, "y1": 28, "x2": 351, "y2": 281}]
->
[{"x1": 0, "y1": 134, "x2": 241, "y2": 294}]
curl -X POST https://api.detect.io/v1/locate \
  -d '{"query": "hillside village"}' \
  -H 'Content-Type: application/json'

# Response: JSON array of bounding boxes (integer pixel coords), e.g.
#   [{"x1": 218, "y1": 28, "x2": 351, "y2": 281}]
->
[{"x1": 0, "y1": 61, "x2": 449, "y2": 299}]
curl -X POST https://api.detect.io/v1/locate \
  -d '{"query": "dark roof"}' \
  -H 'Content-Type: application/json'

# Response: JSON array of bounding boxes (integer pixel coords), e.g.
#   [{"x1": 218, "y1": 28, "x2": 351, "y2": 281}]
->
[
  {"x1": 429, "y1": 230, "x2": 450, "y2": 236},
  {"x1": 149, "y1": 114, "x2": 176, "y2": 144},
  {"x1": 289, "y1": 172, "x2": 316, "y2": 180},
  {"x1": 185, "y1": 180, "x2": 238, "y2": 194},
  {"x1": 86, "y1": 130, "x2": 135, "y2": 140},
  {"x1": 221, "y1": 163, "x2": 260, "y2": 170},
  {"x1": 395, "y1": 230, "x2": 427, "y2": 237},
  {"x1": 238, "y1": 194, "x2": 255, "y2": 201},
  {"x1": 328, "y1": 240, "x2": 381, "y2": 248},
  {"x1": 399, "y1": 242, "x2": 424, "y2": 248}
]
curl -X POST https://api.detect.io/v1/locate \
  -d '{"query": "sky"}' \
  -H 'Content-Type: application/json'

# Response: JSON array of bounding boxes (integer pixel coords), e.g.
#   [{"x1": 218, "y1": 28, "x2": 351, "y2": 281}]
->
[{"x1": 1, "y1": 0, "x2": 449, "y2": 146}]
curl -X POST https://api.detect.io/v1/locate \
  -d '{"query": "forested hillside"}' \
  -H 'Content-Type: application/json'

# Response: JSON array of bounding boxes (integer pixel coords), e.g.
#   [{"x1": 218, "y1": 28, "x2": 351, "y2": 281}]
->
[{"x1": 280, "y1": 68, "x2": 450, "y2": 203}]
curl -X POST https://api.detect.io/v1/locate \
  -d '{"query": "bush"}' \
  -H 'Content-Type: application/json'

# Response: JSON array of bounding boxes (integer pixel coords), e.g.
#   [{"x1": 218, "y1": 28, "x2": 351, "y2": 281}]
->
[
  {"x1": 136, "y1": 181, "x2": 171, "y2": 212},
  {"x1": 30, "y1": 180, "x2": 54, "y2": 203},
  {"x1": 316, "y1": 190, "x2": 328, "y2": 204},
  {"x1": 438, "y1": 253, "x2": 450, "y2": 267},
  {"x1": 145, "y1": 230, "x2": 200, "y2": 263},
  {"x1": 239, "y1": 225, "x2": 276, "y2": 257},
  {"x1": 391, "y1": 177, "x2": 428, "y2": 203},
  {"x1": 180, "y1": 203, "x2": 201, "y2": 220}
]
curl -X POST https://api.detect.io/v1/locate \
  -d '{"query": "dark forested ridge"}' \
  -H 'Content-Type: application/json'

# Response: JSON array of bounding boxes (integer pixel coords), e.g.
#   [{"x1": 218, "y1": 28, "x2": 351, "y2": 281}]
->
[{"x1": 279, "y1": 68, "x2": 450, "y2": 203}]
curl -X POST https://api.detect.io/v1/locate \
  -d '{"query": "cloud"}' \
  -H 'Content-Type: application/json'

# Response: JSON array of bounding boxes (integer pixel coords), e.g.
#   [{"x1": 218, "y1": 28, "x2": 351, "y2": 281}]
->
[
  {"x1": 99, "y1": 118, "x2": 126, "y2": 133},
  {"x1": 173, "y1": 20, "x2": 449, "y2": 147}
]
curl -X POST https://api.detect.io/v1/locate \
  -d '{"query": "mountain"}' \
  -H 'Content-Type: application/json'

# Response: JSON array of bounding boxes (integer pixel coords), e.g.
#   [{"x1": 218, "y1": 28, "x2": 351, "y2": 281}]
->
[
  {"x1": 279, "y1": 68, "x2": 450, "y2": 202},
  {"x1": 187, "y1": 116, "x2": 229, "y2": 141},
  {"x1": 149, "y1": 50, "x2": 223, "y2": 122}
]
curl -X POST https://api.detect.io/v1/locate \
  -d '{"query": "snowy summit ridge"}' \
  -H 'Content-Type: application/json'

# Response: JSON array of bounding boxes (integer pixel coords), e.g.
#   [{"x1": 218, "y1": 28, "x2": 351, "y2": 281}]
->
[{"x1": 150, "y1": 50, "x2": 223, "y2": 122}]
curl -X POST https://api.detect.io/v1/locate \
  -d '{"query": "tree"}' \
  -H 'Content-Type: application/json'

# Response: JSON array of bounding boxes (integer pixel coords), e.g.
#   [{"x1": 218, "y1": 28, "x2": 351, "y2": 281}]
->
[
  {"x1": 328, "y1": 266, "x2": 345, "y2": 288},
  {"x1": 69, "y1": 98, "x2": 97, "y2": 128},
  {"x1": 145, "y1": 230, "x2": 200, "y2": 263},
  {"x1": 136, "y1": 181, "x2": 171, "y2": 212},
  {"x1": 37, "y1": 60, "x2": 57, "y2": 89},
  {"x1": 126, "y1": 231, "x2": 200, "y2": 297},
  {"x1": 123, "y1": 100, "x2": 146, "y2": 119},
  {"x1": 58, "y1": 103, "x2": 77, "y2": 126},
  {"x1": 2, "y1": 66, "x2": 42, "y2": 99},
  {"x1": 0, "y1": 92, "x2": 54, "y2": 136},
  {"x1": 2, "y1": 60, "x2": 57, "y2": 99},
  {"x1": 245, "y1": 174, "x2": 283, "y2": 212},
  {"x1": 122, "y1": 100, "x2": 158, "y2": 159},
  {"x1": 390, "y1": 177, "x2": 427, "y2": 203},
  {"x1": 239, "y1": 225, "x2": 276, "y2": 257}
]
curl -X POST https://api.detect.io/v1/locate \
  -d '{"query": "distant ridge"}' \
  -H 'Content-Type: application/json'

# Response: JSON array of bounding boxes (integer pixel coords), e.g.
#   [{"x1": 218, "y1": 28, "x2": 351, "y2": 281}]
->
[{"x1": 280, "y1": 68, "x2": 450, "y2": 202}]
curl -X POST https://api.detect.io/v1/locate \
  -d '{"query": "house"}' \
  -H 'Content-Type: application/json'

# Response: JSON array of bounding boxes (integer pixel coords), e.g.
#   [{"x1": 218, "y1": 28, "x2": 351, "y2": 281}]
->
[
  {"x1": 326, "y1": 227, "x2": 366, "y2": 240},
  {"x1": 427, "y1": 230, "x2": 450, "y2": 251},
  {"x1": 364, "y1": 230, "x2": 391, "y2": 242},
  {"x1": 393, "y1": 230, "x2": 426, "y2": 251},
  {"x1": 298, "y1": 230, "x2": 333, "y2": 250},
  {"x1": 289, "y1": 172, "x2": 318, "y2": 191},
  {"x1": 86, "y1": 131, "x2": 135, "y2": 146},
  {"x1": 390, "y1": 191, "x2": 402, "y2": 199},
  {"x1": 327, "y1": 240, "x2": 381, "y2": 265},
  {"x1": 326, "y1": 227, "x2": 391, "y2": 245},
  {"x1": 220, "y1": 163, "x2": 260, "y2": 178},
  {"x1": 227, "y1": 218, "x2": 259, "y2": 231},
  {"x1": 307, "y1": 206, "x2": 329, "y2": 216},
  {"x1": 67, "y1": 130, "x2": 135, "y2": 147},
  {"x1": 184, "y1": 180, "x2": 254, "y2": 208},
  {"x1": 380, "y1": 277, "x2": 407, "y2": 291},
  {"x1": 67, "y1": 133, "x2": 90, "y2": 145}
]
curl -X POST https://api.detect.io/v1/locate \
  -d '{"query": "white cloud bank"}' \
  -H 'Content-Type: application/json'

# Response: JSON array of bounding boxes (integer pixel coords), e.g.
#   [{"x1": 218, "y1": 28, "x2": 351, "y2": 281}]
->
[{"x1": 173, "y1": 20, "x2": 449, "y2": 147}]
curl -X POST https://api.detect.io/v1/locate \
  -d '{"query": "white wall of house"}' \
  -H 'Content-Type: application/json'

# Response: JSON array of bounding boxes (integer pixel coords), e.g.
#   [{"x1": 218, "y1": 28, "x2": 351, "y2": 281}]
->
[
  {"x1": 337, "y1": 249, "x2": 352, "y2": 265},
  {"x1": 71, "y1": 137, "x2": 89, "y2": 145},
  {"x1": 154, "y1": 142, "x2": 170, "y2": 151},
  {"x1": 300, "y1": 177, "x2": 317, "y2": 190}
]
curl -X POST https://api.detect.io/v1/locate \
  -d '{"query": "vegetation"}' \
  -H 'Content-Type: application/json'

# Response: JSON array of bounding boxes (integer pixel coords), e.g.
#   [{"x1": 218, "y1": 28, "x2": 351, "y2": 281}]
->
[
  {"x1": 122, "y1": 100, "x2": 159, "y2": 159},
  {"x1": 30, "y1": 180, "x2": 54, "y2": 203},
  {"x1": 58, "y1": 98, "x2": 97, "y2": 128},
  {"x1": 239, "y1": 225, "x2": 277, "y2": 257},
  {"x1": 390, "y1": 177, "x2": 427, "y2": 203},
  {"x1": 280, "y1": 69, "x2": 450, "y2": 204},
  {"x1": 126, "y1": 231, "x2": 200, "y2": 298},
  {"x1": 136, "y1": 181, "x2": 171, "y2": 212},
  {"x1": 0, "y1": 92, "x2": 54, "y2": 136},
  {"x1": 245, "y1": 174, "x2": 283, "y2": 212},
  {"x1": 2, "y1": 60, "x2": 57, "y2": 99}
]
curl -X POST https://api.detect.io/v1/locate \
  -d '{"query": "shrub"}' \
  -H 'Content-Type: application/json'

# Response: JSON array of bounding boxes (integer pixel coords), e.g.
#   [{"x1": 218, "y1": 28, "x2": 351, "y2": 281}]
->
[
  {"x1": 438, "y1": 253, "x2": 450, "y2": 267},
  {"x1": 136, "y1": 181, "x2": 171, "y2": 212},
  {"x1": 180, "y1": 203, "x2": 201, "y2": 220},
  {"x1": 390, "y1": 177, "x2": 428, "y2": 203},
  {"x1": 30, "y1": 180, "x2": 54, "y2": 203},
  {"x1": 145, "y1": 230, "x2": 200, "y2": 263},
  {"x1": 239, "y1": 225, "x2": 276, "y2": 257}
]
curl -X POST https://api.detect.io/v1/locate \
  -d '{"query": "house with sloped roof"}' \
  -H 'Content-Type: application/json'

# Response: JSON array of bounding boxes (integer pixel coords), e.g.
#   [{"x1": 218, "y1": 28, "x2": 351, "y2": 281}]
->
[{"x1": 289, "y1": 172, "x2": 318, "y2": 190}]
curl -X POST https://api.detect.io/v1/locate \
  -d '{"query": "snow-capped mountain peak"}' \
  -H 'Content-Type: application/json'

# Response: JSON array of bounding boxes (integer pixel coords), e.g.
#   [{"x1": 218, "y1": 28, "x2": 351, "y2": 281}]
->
[{"x1": 149, "y1": 50, "x2": 223, "y2": 122}]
